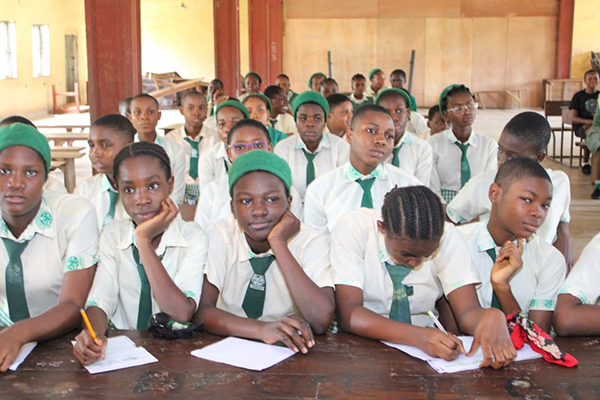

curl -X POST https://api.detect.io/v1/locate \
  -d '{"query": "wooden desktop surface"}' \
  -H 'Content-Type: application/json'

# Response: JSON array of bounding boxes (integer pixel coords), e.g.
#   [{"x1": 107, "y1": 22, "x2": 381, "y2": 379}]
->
[{"x1": 1, "y1": 330, "x2": 598, "y2": 399}]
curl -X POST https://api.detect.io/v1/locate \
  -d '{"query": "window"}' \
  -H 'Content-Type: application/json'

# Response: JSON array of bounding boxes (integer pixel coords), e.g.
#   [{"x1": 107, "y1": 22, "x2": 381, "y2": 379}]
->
[
  {"x1": 32, "y1": 24, "x2": 50, "y2": 77},
  {"x1": 0, "y1": 21, "x2": 17, "y2": 79}
]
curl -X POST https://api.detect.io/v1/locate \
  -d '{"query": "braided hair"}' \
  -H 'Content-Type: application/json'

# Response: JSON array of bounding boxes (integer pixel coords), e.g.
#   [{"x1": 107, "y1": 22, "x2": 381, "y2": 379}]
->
[
  {"x1": 381, "y1": 186, "x2": 444, "y2": 242},
  {"x1": 441, "y1": 84, "x2": 473, "y2": 114},
  {"x1": 113, "y1": 142, "x2": 172, "y2": 183}
]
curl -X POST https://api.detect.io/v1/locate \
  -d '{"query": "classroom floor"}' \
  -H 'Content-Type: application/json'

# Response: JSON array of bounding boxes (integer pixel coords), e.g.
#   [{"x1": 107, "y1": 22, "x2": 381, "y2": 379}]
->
[{"x1": 33, "y1": 108, "x2": 600, "y2": 260}]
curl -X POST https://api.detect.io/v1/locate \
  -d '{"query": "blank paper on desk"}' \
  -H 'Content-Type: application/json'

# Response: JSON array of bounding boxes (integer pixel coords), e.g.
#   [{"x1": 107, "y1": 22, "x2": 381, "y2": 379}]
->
[{"x1": 191, "y1": 337, "x2": 295, "y2": 371}]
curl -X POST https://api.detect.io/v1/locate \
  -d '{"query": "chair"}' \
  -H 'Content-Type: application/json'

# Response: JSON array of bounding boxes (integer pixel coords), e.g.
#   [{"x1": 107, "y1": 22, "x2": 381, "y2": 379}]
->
[
  {"x1": 52, "y1": 83, "x2": 81, "y2": 114},
  {"x1": 561, "y1": 107, "x2": 585, "y2": 168},
  {"x1": 544, "y1": 100, "x2": 570, "y2": 163}
]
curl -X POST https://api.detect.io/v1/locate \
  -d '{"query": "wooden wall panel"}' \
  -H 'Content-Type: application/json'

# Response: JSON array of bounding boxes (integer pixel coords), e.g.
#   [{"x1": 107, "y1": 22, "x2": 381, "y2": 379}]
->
[
  {"x1": 424, "y1": 18, "x2": 473, "y2": 106},
  {"x1": 506, "y1": 17, "x2": 557, "y2": 108},
  {"x1": 376, "y1": 18, "x2": 426, "y2": 105},
  {"x1": 461, "y1": 0, "x2": 559, "y2": 18},
  {"x1": 286, "y1": 0, "x2": 378, "y2": 19},
  {"x1": 378, "y1": 0, "x2": 461, "y2": 18}
]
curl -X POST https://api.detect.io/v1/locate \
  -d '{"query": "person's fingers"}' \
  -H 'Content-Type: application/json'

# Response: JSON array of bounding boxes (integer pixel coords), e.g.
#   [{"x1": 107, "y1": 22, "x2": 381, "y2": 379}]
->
[
  {"x1": 491, "y1": 346, "x2": 506, "y2": 369},
  {"x1": 516, "y1": 237, "x2": 524, "y2": 254},
  {"x1": 279, "y1": 322, "x2": 308, "y2": 354},
  {"x1": 467, "y1": 336, "x2": 480, "y2": 357},
  {"x1": 275, "y1": 328, "x2": 299, "y2": 353}
]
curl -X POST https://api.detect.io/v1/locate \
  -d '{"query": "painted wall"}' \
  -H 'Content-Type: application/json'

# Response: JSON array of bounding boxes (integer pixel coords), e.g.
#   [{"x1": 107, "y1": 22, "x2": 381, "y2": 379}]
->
[
  {"x1": 571, "y1": 0, "x2": 600, "y2": 79},
  {"x1": 0, "y1": 0, "x2": 88, "y2": 119}
]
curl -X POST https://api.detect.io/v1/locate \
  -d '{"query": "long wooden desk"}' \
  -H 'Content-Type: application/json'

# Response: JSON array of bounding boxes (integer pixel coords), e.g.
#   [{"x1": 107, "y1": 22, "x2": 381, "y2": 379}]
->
[
  {"x1": 1, "y1": 330, "x2": 597, "y2": 398},
  {"x1": 51, "y1": 146, "x2": 85, "y2": 193}
]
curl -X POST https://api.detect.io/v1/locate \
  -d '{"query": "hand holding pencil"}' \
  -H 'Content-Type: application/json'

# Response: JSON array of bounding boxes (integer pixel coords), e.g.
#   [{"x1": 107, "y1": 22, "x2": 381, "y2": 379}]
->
[{"x1": 72, "y1": 309, "x2": 108, "y2": 366}]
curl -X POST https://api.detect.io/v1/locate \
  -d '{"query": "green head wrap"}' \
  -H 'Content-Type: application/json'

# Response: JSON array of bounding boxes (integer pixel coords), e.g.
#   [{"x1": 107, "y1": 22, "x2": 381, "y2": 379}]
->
[
  {"x1": 228, "y1": 150, "x2": 292, "y2": 196},
  {"x1": 307, "y1": 72, "x2": 327, "y2": 89},
  {"x1": 438, "y1": 84, "x2": 473, "y2": 115},
  {"x1": 0, "y1": 123, "x2": 51, "y2": 179},
  {"x1": 216, "y1": 100, "x2": 250, "y2": 119},
  {"x1": 375, "y1": 88, "x2": 414, "y2": 110},
  {"x1": 242, "y1": 93, "x2": 272, "y2": 114},
  {"x1": 368, "y1": 68, "x2": 383, "y2": 80},
  {"x1": 244, "y1": 71, "x2": 262, "y2": 85},
  {"x1": 292, "y1": 91, "x2": 330, "y2": 123}
]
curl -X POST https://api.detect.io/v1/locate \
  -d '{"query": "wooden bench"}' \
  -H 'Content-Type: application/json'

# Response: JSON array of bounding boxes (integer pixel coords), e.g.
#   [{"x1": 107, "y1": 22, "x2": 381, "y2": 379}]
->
[
  {"x1": 38, "y1": 125, "x2": 89, "y2": 146},
  {"x1": 51, "y1": 146, "x2": 86, "y2": 193},
  {"x1": 474, "y1": 89, "x2": 526, "y2": 109}
]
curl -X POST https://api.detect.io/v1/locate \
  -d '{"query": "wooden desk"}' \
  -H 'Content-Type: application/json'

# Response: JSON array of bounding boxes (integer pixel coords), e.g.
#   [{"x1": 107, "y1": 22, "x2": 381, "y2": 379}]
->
[
  {"x1": 1, "y1": 330, "x2": 597, "y2": 398},
  {"x1": 51, "y1": 147, "x2": 85, "y2": 193}
]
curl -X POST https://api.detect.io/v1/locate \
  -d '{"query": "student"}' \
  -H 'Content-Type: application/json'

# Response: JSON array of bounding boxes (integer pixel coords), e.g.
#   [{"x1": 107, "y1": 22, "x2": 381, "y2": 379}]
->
[
  {"x1": 304, "y1": 104, "x2": 421, "y2": 235},
  {"x1": 447, "y1": 112, "x2": 573, "y2": 268},
  {"x1": 118, "y1": 97, "x2": 132, "y2": 118},
  {"x1": 274, "y1": 91, "x2": 350, "y2": 202},
  {"x1": 242, "y1": 93, "x2": 287, "y2": 147},
  {"x1": 165, "y1": 91, "x2": 217, "y2": 214},
  {"x1": 319, "y1": 78, "x2": 339, "y2": 99},
  {"x1": 457, "y1": 158, "x2": 566, "y2": 333},
  {"x1": 0, "y1": 116, "x2": 37, "y2": 128},
  {"x1": 75, "y1": 114, "x2": 135, "y2": 228},
  {"x1": 326, "y1": 94, "x2": 353, "y2": 139},
  {"x1": 194, "y1": 151, "x2": 334, "y2": 353},
  {"x1": 586, "y1": 100, "x2": 600, "y2": 199},
  {"x1": 128, "y1": 93, "x2": 186, "y2": 206},
  {"x1": 198, "y1": 100, "x2": 249, "y2": 191},
  {"x1": 239, "y1": 72, "x2": 262, "y2": 102},
  {"x1": 332, "y1": 185, "x2": 516, "y2": 366},
  {"x1": 275, "y1": 73, "x2": 298, "y2": 106},
  {"x1": 308, "y1": 72, "x2": 327, "y2": 92},
  {"x1": 554, "y1": 233, "x2": 600, "y2": 336},
  {"x1": 428, "y1": 84, "x2": 498, "y2": 203},
  {"x1": 206, "y1": 78, "x2": 224, "y2": 116},
  {"x1": 364, "y1": 68, "x2": 385, "y2": 98},
  {"x1": 376, "y1": 88, "x2": 433, "y2": 185},
  {"x1": 264, "y1": 85, "x2": 298, "y2": 136},
  {"x1": 349, "y1": 73, "x2": 373, "y2": 110},
  {"x1": 427, "y1": 105, "x2": 450, "y2": 137},
  {"x1": 568, "y1": 69, "x2": 599, "y2": 175},
  {"x1": 72, "y1": 142, "x2": 207, "y2": 365},
  {"x1": 389, "y1": 69, "x2": 417, "y2": 111},
  {"x1": 0, "y1": 123, "x2": 98, "y2": 372},
  {"x1": 194, "y1": 119, "x2": 303, "y2": 231}
]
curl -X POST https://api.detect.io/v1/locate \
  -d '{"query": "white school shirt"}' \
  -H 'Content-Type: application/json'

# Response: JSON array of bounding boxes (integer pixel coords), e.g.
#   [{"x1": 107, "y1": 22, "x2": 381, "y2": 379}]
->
[
  {"x1": 349, "y1": 93, "x2": 372, "y2": 106},
  {"x1": 74, "y1": 174, "x2": 128, "y2": 229},
  {"x1": 331, "y1": 209, "x2": 481, "y2": 327},
  {"x1": 458, "y1": 221, "x2": 566, "y2": 313},
  {"x1": 273, "y1": 113, "x2": 298, "y2": 136},
  {"x1": 198, "y1": 141, "x2": 230, "y2": 192},
  {"x1": 303, "y1": 162, "x2": 422, "y2": 235},
  {"x1": 428, "y1": 129, "x2": 498, "y2": 199},
  {"x1": 407, "y1": 112, "x2": 429, "y2": 138},
  {"x1": 86, "y1": 216, "x2": 206, "y2": 329},
  {"x1": 194, "y1": 174, "x2": 304, "y2": 232},
  {"x1": 0, "y1": 191, "x2": 99, "y2": 327},
  {"x1": 447, "y1": 169, "x2": 571, "y2": 245},
  {"x1": 204, "y1": 215, "x2": 333, "y2": 321},
  {"x1": 559, "y1": 233, "x2": 600, "y2": 305},
  {"x1": 45, "y1": 174, "x2": 67, "y2": 193},
  {"x1": 384, "y1": 131, "x2": 433, "y2": 186},
  {"x1": 274, "y1": 132, "x2": 350, "y2": 201},
  {"x1": 134, "y1": 133, "x2": 186, "y2": 206},
  {"x1": 165, "y1": 124, "x2": 218, "y2": 185}
]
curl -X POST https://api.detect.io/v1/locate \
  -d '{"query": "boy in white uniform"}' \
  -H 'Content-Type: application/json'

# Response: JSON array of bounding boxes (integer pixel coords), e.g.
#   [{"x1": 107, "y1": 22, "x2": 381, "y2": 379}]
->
[
  {"x1": 0, "y1": 124, "x2": 98, "y2": 371},
  {"x1": 458, "y1": 158, "x2": 566, "y2": 333},
  {"x1": 274, "y1": 91, "x2": 349, "y2": 202},
  {"x1": 304, "y1": 104, "x2": 421, "y2": 235},
  {"x1": 428, "y1": 84, "x2": 497, "y2": 203}
]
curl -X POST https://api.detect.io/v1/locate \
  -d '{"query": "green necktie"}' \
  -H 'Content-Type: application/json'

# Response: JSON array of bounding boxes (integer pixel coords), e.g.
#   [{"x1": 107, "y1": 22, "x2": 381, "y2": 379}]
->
[
  {"x1": 223, "y1": 159, "x2": 229, "y2": 173},
  {"x1": 242, "y1": 255, "x2": 275, "y2": 319},
  {"x1": 3, "y1": 238, "x2": 31, "y2": 323},
  {"x1": 302, "y1": 149, "x2": 316, "y2": 187},
  {"x1": 485, "y1": 248, "x2": 501, "y2": 310},
  {"x1": 183, "y1": 136, "x2": 201, "y2": 180},
  {"x1": 455, "y1": 142, "x2": 471, "y2": 187},
  {"x1": 132, "y1": 246, "x2": 153, "y2": 330},
  {"x1": 104, "y1": 189, "x2": 119, "y2": 227},
  {"x1": 391, "y1": 143, "x2": 403, "y2": 167},
  {"x1": 355, "y1": 177, "x2": 375, "y2": 208},
  {"x1": 384, "y1": 262, "x2": 414, "y2": 324},
  {"x1": 269, "y1": 119, "x2": 277, "y2": 128}
]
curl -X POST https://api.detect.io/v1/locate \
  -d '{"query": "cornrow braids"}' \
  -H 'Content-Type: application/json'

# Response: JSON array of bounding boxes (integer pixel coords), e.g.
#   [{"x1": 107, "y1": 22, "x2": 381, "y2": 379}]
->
[
  {"x1": 113, "y1": 142, "x2": 172, "y2": 183},
  {"x1": 381, "y1": 186, "x2": 444, "y2": 242}
]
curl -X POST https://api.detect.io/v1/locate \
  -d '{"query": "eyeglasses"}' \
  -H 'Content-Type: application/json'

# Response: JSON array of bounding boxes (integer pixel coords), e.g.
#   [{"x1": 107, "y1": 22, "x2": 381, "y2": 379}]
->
[
  {"x1": 448, "y1": 102, "x2": 479, "y2": 115},
  {"x1": 229, "y1": 140, "x2": 270, "y2": 154}
]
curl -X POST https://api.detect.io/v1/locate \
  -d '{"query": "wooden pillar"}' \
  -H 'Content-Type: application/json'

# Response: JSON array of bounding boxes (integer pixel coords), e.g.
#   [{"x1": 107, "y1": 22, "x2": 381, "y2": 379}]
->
[
  {"x1": 85, "y1": 0, "x2": 142, "y2": 122},
  {"x1": 248, "y1": 0, "x2": 283, "y2": 86},
  {"x1": 556, "y1": 0, "x2": 574, "y2": 79},
  {"x1": 214, "y1": 0, "x2": 241, "y2": 97}
]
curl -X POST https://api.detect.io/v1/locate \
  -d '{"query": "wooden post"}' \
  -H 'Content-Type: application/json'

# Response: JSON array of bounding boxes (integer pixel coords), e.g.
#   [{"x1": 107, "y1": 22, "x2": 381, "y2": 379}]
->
[
  {"x1": 248, "y1": 0, "x2": 283, "y2": 87},
  {"x1": 556, "y1": 0, "x2": 574, "y2": 79},
  {"x1": 214, "y1": 0, "x2": 241, "y2": 97}
]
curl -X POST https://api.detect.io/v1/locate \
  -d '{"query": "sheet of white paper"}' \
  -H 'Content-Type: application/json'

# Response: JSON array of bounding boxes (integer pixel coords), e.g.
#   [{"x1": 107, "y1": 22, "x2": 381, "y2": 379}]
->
[
  {"x1": 8, "y1": 342, "x2": 37, "y2": 371},
  {"x1": 72, "y1": 335, "x2": 158, "y2": 374},
  {"x1": 383, "y1": 336, "x2": 542, "y2": 374},
  {"x1": 191, "y1": 337, "x2": 295, "y2": 371}
]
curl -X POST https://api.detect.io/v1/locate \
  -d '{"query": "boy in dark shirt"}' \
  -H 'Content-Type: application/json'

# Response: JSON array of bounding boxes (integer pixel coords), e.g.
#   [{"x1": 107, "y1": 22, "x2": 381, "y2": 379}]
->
[{"x1": 569, "y1": 69, "x2": 599, "y2": 175}]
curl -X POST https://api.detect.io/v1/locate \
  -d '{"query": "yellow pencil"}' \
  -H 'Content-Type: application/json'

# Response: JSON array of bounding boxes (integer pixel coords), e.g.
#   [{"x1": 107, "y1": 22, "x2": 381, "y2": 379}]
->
[{"x1": 79, "y1": 309, "x2": 98, "y2": 342}]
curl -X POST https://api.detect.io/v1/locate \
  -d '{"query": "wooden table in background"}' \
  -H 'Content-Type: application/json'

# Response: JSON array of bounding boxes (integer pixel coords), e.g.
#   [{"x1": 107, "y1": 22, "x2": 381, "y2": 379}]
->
[
  {"x1": 51, "y1": 146, "x2": 85, "y2": 193},
  {"x1": 1, "y1": 330, "x2": 598, "y2": 399}
]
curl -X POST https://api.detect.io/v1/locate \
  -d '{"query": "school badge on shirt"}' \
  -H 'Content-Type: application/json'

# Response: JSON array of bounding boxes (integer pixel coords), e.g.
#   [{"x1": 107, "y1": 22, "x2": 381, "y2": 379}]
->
[{"x1": 249, "y1": 274, "x2": 266, "y2": 291}]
